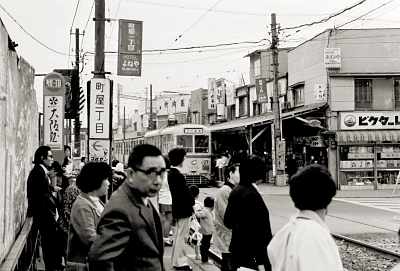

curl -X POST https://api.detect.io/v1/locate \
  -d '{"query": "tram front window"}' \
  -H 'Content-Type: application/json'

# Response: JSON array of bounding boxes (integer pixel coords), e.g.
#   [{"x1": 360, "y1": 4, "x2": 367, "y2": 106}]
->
[
  {"x1": 195, "y1": 135, "x2": 209, "y2": 153},
  {"x1": 177, "y1": 135, "x2": 193, "y2": 153}
]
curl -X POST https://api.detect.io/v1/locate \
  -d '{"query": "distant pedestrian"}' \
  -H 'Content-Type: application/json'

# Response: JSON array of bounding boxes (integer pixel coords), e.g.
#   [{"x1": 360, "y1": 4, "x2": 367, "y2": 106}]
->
[
  {"x1": 267, "y1": 164, "x2": 343, "y2": 271},
  {"x1": 89, "y1": 144, "x2": 165, "y2": 271},
  {"x1": 224, "y1": 155, "x2": 272, "y2": 271},
  {"x1": 196, "y1": 197, "x2": 215, "y2": 264},
  {"x1": 27, "y1": 145, "x2": 64, "y2": 271},
  {"x1": 66, "y1": 162, "x2": 111, "y2": 270},
  {"x1": 61, "y1": 176, "x2": 80, "y2": 235},
  {"x1": 189, "y1": 185, "x2": 202, "y2": 260},
  {"x1": 214, "y1": 164, "x2": 240, "y2": 271},
  {"x1": 158, "y1": 155, "x2": 174, "y2": 247},
  {"x1": 168, "y1": 147, "x2": 194, "y2": 271}
]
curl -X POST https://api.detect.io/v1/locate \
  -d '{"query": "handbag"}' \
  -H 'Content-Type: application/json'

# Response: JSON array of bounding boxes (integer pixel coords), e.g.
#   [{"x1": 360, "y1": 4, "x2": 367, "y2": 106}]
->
[{"x1": 187, "y1": 215, "x2": 202, "y2": 246}]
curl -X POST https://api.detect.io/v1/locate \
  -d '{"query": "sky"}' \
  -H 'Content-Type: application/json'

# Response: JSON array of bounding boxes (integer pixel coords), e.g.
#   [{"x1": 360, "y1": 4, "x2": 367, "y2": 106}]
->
[{"x1": 2, "y1": 0, "x2": 400, "y2": 117}]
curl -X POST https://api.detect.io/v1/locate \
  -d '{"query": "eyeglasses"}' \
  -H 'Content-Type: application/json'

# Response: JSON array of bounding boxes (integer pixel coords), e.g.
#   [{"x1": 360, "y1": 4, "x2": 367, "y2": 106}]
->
[{"x1": 134, "y1": 167, "x2": 166, "y2": 177}]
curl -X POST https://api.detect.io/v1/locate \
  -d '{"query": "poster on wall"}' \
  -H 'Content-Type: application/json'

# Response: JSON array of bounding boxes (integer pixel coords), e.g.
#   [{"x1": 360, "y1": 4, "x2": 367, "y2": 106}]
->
[{"x1": 340, "y1": 111, "x2": 400, "y2": 130}]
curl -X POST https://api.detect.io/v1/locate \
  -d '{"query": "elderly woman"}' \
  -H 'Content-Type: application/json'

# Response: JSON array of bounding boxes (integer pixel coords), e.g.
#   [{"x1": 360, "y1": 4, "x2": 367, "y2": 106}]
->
[
  {"x1": 267, "y1": 164, "x2": 344, "y2": 271},
  {"x1": 66, "y1": 162, "x2": 112, "y2": 270}
]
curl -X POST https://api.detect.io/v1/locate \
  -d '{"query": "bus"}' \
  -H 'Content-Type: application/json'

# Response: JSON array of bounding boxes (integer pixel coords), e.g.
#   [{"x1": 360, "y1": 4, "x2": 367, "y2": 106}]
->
[{"x1": 144, "y1": 124, "x2": 211, "y2": 186}]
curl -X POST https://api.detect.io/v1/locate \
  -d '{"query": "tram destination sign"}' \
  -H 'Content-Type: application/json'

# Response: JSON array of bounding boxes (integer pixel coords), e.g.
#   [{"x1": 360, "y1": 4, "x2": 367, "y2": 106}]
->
[{"x1": 184, "y1": 128, "x2": 203, "y2": 134}]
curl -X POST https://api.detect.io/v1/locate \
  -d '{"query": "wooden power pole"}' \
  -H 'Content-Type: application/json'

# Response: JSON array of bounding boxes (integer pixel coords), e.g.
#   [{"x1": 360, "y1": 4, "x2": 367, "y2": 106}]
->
[
  {"x1": 74, "y1": 28, "x2": 81, "y2": 156},
  {"x1": 271, "y1": 13, "x2": 284, "y2": 183},
  {"x1": 94, "y1": 0, "x2": 105, "y2": 78}
]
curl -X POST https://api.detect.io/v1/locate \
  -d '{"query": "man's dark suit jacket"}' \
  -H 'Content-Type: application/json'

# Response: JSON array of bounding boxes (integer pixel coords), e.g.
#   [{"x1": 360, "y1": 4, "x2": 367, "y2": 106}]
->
[
  {"x1": 224, "y1": 184, "x2": 273, "y2": 270},
  {"x1": 27, "y1": 164, "x2": 59, "y2": 228},
  {"x1": 167, "y1": 167, "x2": 194, "y2": 220},
  {"x1": 89, "y1": 182, "x2": 164, "y2": 271}
]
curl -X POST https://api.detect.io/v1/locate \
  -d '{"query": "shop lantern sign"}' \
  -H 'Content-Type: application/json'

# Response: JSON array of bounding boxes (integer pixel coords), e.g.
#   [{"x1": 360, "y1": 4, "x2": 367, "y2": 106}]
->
[
  {"x1": 43, "y1": 72, "x2": 65, "y2": 151},
  {"x1": 340, "y1": 112, "x2": 400, "y2": 130}
]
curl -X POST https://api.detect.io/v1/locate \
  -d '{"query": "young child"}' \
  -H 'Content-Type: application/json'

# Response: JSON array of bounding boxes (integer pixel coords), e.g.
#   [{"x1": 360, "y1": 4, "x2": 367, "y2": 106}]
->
[
  {"x1": 189, "y1": 185, "x2": 202, "y2": 259},
  {"x1": 196, "y1": 196, "x2": 215, "y2": 264}
]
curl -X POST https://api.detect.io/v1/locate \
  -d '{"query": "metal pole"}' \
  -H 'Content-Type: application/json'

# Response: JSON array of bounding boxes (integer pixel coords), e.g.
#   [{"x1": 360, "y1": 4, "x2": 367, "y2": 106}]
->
[
  {"x1": 74, "y1": 28, "x2": 81, "y2": 156},
  {"x1": 271, "y1": 13, "x2": 283, "y2": 182},
  {"x1": 123, "y1": 106, "x2": 126, "y2": 166},
  {"x1": 149, "y1": 84, "x2": 153, "y2": 130},
  {"x1": 94, "y1": 0, "x2": 105, "y2": 78}
]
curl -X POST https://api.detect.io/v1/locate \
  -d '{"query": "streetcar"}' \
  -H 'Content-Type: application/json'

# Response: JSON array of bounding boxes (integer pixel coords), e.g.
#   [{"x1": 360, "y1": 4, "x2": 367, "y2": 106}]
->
[
  {"x1": 144, "y1": 124, "x2": 211, "y2": 186},
  {"x1": 113, "y1": 136, "x2": 144, "y2": 165}
]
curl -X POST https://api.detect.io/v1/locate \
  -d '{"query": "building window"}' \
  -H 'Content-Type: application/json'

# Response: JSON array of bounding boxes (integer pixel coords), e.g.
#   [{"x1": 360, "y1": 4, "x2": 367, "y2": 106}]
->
[
  {"x1": 181, "y1": 99, "x2": 184, "y2": 107},
  {"x1": 293, "y1": 85, "x2": 304, "y2": 106},
  {"x1": 355, "y1": 79, "x2": 372, "y2": 110},
  {"x1": 395, "y1": 79, "x2": 400, "y2": 110},
  {"x1": 254, "y1": 58, "x2": 261, "y2": 77},
  {"x1": 238, "y1": 96, "x2": 248, "y2": 117}
]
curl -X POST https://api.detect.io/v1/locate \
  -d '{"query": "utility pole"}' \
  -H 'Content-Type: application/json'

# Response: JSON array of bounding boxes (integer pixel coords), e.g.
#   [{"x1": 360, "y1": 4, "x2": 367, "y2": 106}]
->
[
  {"x1": 94, "y1": 0, "x2": 105, "y2": 78},
  {"x1": 149, "y1": 84, "x2": 153, "y2": 130},
  {"x1": 271, "y1": 13, "x2": 284, "y2": 183},
  {"x1": 74, "y1": 28, "x2": 81, "y2": 156}
]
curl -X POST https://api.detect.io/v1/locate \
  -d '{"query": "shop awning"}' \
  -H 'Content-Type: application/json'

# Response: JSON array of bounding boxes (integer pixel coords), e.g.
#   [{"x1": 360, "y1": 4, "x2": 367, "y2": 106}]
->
[
  {"x1": 209, "y1": 102, "x2": 326, "y2": 132},
  {"x1": 336, "y1": 130, "x2": 400, "y2": 144}
]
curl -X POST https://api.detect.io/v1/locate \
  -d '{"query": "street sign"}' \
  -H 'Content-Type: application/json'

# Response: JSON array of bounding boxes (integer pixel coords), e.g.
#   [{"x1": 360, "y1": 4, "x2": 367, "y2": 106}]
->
[
  {"x1": 88, "y1": 139, "x2": 110, "y2": 163},
  {"x1": 89, "y1": 78, "x2": 111, "y2": 139},
  {"x1": 43, "y1": 72, "x2": 65, "y2": 152},
  {"x1": 117, "y1": 19, "x2": 143, "y2": 76}
]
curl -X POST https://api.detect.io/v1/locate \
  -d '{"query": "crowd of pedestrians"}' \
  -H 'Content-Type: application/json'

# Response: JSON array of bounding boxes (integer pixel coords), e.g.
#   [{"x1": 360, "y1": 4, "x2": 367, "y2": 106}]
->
[{"x1": 27, "y1": 143, "x2": 345, "y2": 271}]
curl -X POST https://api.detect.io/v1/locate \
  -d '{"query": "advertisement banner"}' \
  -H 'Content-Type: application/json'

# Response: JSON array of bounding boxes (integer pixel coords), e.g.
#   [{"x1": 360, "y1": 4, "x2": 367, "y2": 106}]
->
[
  {"x1": 88, "y1": 139, "x2": 111, "y2": 163},
  {"x1": 256, "y1": 78, "x2": 267, "y2": 103},
  {"x1": 208, "y1": 78, "x2": 216, "y2": 110},
  {"x1": 340, "y1": 111, "x2": 400, "y2": 130},
  {"x1": 324, "y1": 48, "x2": 341, "y2": 69},
  {"x1": 117, "y1": 19, "x2": 143, "y2": 76}
]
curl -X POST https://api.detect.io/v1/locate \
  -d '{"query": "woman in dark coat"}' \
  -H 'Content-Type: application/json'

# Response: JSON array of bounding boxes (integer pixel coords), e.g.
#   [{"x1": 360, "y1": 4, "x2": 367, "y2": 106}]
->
[{"x1": 224, "y1": 155, "x2": 273, "y2": 271}]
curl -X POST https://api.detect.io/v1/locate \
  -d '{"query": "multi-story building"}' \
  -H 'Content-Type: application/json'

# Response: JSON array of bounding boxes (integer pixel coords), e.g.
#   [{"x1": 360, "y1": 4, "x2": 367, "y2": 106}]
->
[
  {"x1": 288, "y1": 28, "x2": 400, "y2": 188},
  {"x1": 154, "y1": 92, "x2": 191, "y2": 128},
  {"x1": 190, "y1": 88, "x2": 208, "y2": 125}
]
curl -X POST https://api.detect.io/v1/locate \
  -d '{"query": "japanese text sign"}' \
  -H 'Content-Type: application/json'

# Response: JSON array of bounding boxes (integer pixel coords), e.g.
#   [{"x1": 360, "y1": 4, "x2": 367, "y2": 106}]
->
[
  {"x1": 89, "y1": 78, "x2": 111, "y2": 138},
  {"x1": 88, "y1": 139, "x2": 110, "y2": 163},
  {"x1": 256, "y1": 78, "x2": 267, "y2": 103},
  {"x1": 340, "y1": 112, "x2": 400, "y2": 130},
  {"x1": 117, "y1": 19, "x2": 143, "y2": 76},
  {"x1": 324, "y1": 48, "x2": 341, "y2": 69},
  {"x1": 43, "y1": 72, "x2": 65, "y2": 150}
]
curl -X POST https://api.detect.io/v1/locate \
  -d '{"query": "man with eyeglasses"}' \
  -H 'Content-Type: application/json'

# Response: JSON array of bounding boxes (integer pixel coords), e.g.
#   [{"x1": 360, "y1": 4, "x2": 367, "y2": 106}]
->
[
  {"x1": 89, "y1": 144, "x2": 166, "y2": 271},
  {"x1": 168, "y1": 147, "x2": 194, "y2": 271},
  {"x1": 27, "y1": 145, "x2": 64, "y2": 271}
]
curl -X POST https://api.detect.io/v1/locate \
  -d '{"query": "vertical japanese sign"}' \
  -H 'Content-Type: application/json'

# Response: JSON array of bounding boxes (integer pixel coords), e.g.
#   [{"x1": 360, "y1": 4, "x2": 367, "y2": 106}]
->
[
  {"x1": 43, "y1": 72, "x2": 65, "y2": 151},
  {"x1": 256, "y1": 78, "x2": 267, "y2": 103},
  {"x1": 88, "y1": 78, "x2": 112, "y2": 163},
  {"x1": 118, "y1": 19, "x2": 143, "y2": 76}
]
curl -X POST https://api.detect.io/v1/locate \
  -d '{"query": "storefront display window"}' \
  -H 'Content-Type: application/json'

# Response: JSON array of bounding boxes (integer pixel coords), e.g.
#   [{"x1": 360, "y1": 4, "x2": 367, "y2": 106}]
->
[{"x1": 339, "y1": 145, "x2": 400, "y2": 185}]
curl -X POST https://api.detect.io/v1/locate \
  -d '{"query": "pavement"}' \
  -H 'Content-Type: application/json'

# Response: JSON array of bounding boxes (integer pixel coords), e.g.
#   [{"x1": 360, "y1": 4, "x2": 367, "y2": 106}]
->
[{"x1": 255, "y1": 183, "x2": 400, "y2": 198}]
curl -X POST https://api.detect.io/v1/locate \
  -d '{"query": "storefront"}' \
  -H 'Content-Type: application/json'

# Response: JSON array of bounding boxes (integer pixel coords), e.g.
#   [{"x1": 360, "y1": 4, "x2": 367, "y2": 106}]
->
[{"x1": 337, "y1": 112, "x2": 400, "y2": 186}]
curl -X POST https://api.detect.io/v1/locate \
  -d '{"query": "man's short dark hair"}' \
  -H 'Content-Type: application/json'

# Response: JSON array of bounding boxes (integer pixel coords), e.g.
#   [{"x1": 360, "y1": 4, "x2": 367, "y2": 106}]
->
[
  {"x1": 128, "y1": 144, "x2": 162, "y2": 169},
  {"x1": 289, "y1": 164, "x2": 336, "y2": 211},
  {"x1": 189, "y1": 185, "x2": 199, "y2": 199},
  {"x1": 168, "y1": 148, "x2": 186, "y2": 167},
  {"x1": 64, "y1": 145, "x2": 71, "y2": 152},
  {"x1": 33, "y1": 145, "x2": 51, "y2": 164},
  {"x1": 225, "y1": 164, "x2": 239, "y2": 180},
  {"x1": 204, "y1": 196, "x2": 214, "y2": 208},
  {"x1": 239, "y1": 155, "x2": 265, "y2": 185},
  {"x1": 111, "y1": 159, "x2": 120, "y2": 167},
  {"x1": 76, "y1": 162, "x2": 112, "y2": 193}
]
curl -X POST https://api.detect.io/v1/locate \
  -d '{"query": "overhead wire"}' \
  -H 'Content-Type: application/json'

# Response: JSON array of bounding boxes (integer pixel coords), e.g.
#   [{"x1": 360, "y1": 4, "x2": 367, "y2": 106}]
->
[
  {"x1": 280, "y1": 0, "x2": 367, "y2": 31},
  {"x1": 174, "y1": 0, "x2": 225, "y2": 43},
  {"x1": 81, "y1": 0, "x2": 95, "y2": 50},
  {"x1": 68, "y1": 0, "x2": 81, "y2": 66},
  {"x1": 336, "y1": 0, "x2": 398, "y2": 28},
  {"x1": 0, "y1": 2, "x2": 72, "y2": 56}
]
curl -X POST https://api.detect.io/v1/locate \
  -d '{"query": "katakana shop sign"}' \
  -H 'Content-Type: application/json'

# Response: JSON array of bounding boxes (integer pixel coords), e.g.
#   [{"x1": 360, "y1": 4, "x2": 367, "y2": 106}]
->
[
  {"x1": 340, "y1": 112, "x2": 400, "y2": 130},
  {"x1": 117, "y1": 19, "x2": 143, "y2": 76},
  {"x1": 88, "y1": 139, "x2": 110, "y2": 163},
  {"x1": 43, "y1": 72, "x2": 65, "y2": 151},
  {"x1": 88, "y1": 78, "x2": 111, "y2": 138}
]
